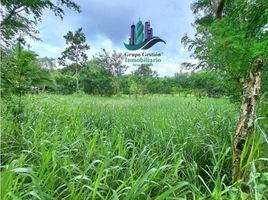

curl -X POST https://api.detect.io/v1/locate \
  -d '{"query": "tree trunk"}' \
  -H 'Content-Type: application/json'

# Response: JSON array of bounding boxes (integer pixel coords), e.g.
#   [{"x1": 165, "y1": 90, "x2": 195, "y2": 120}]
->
[
  {"x1": 76, "y1": 64, "x2": 79, "y2": 91},
  {"x1": 76, "y1": 76, "x2": 79, "y2": 91},
  {"x1": 232, "y1": 57, "x2": 264, "y2": 183}
]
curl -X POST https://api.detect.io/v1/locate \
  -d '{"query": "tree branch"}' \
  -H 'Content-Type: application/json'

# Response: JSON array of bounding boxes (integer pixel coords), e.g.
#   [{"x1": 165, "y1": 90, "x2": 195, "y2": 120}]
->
[
  {"x1": 210, "y1": 0, "x2": 225, "y2": 19},
  {"x1": 215, "y1": 0, "x2": 225, "y2": 19},
  {"x1": 0, "y1": 5, "x2": 25, "y2": 27}
]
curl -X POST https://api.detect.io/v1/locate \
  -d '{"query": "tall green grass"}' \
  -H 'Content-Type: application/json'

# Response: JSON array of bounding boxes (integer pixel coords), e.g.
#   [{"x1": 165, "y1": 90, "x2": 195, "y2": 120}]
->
[{"x1": 1, "y1": 94, "x2": 267, "y2": 199}]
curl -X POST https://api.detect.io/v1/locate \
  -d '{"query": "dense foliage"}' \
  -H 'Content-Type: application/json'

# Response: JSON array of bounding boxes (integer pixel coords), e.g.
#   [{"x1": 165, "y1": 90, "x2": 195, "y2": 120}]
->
[
  {"x1": 182, "y1": 0, "x2": 268, "y2": 99},
  {"x1": 0, "y1": 0, "x2": 80, "y2": 47},
  {"x1": 1, "y1": 43, "x2": 232, "y2": 97},
  {"x1": 1, "y1": 43, "x2": 54, "y2": 97}
]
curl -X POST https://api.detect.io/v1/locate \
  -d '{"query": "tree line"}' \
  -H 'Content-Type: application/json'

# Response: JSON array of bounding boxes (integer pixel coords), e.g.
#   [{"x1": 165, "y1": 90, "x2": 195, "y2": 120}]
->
[
  {"x1": 0, "y1": 39, "x2": 234, "y2": 98},
  {"x1": 1, "y1": 0, "x2": 267, "y2": 103},
  {"x1": 1, "y1": 37, "x2": 267, "y2": 100}
]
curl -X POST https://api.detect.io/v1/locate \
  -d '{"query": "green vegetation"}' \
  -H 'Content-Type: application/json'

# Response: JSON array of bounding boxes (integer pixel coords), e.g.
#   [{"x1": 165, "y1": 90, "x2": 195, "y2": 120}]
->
[
  {"x1": 1, "y1": 95, "x2": 267, "y2": 199},
  {"x1": 1, "y1": 0, "x2": 268, "y2": 199},
  {"x1": 0, "y1": 45, "x2": 231, "y2": 98},
  {"x1": 58, "y1": 28, "x2": 90, "y2": 91},
  {"x1": 0, "y1": 0, "x2": 80, "y2": 46}
]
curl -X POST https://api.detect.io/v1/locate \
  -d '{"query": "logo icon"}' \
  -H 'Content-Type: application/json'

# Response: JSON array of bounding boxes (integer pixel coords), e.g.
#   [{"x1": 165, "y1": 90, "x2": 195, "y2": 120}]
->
[{"x1": 124, "y1": 20, "x2": 166, "y2": 51}]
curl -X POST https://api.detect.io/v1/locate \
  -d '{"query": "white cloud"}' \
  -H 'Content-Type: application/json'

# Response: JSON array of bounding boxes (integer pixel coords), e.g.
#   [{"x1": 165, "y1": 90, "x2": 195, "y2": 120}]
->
[
  {"x1": 27, "y1": 39, "x2": 64, "y2": 58},
  {"x1": 23, "y1": 0, "x2": 197, "y2": 77}
]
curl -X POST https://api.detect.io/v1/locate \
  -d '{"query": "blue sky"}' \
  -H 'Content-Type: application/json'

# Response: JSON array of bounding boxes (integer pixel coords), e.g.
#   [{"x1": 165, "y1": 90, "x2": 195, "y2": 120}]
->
[{"x1": 28, "y1": 0, "x2": 196, "y2": 76}]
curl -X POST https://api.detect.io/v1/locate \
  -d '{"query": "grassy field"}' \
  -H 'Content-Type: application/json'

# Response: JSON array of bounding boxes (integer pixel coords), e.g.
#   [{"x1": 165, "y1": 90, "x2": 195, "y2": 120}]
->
[{"x1": 1, "y1": 94, "x2": 267, "y2": 199}]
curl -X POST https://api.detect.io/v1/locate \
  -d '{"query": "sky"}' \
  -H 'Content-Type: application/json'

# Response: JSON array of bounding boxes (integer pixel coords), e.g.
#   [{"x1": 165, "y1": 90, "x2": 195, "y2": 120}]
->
[{"x1": 28, "y1": 0, "x2": 196, "y2": 77}]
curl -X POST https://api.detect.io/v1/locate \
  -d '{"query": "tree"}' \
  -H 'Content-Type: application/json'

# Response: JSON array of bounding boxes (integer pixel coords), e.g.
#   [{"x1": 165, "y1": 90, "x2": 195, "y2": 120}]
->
[
  {"x1": 58, "y1": 28, "x2": 90, "y2": 91},
  {"x1": 0, "y1": 0, "x2": 80, "y2": 47},
  {"x1": 188, "y1": 71, "x2": 225, "y2": 97},
  {"x1": 174, "y1": 72, "x2": 189, "y2": 88},
  {"x1": 118, "y1": 75, "x2": 132, "y2": 95},
  {"x1": 182, "y1": 0, "x2": 268, "y2": 183},
  {"x1": 1, "y1": 40, "x2": 54, "y2": 96},
  {"x1": 93, "y1": 48, "x2": 128, "y2": 77},
  {"x1": 133, "y1": 64, "x2": 158, "y2": 78},
  {"x1": 52, "y1": 71, "x2": 76, "y2": 94},
  {"x1": 93, "y1": 49, "x2": 128, "y2": 93},
  {"x1": 38, "y1": 57, "x2": 56, "y2": 71},
  {"x1": 80, "y1": 61, "x2": 116, "y2": 96},
  {"x1": 132, "y1": 64, "x2": 158, "y2": 95},
  {"x1": 129, "y1": 79, "x2": 142, "y2": 98}
]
